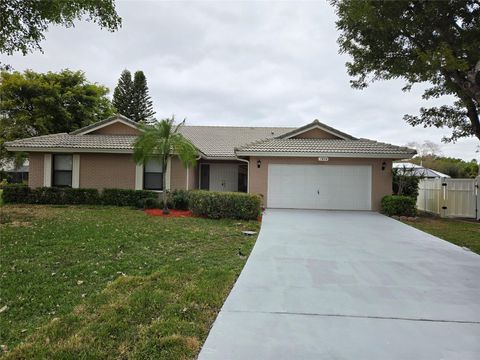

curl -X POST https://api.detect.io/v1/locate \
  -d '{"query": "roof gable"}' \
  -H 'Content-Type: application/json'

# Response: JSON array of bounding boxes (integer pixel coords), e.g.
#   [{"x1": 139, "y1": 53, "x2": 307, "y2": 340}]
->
[
  {"x1": 278, "y1": 120, "x2": 356, "y2": 140},
  {"x1": 70, "y1": 114, "x2": 140, "y2": 135}
]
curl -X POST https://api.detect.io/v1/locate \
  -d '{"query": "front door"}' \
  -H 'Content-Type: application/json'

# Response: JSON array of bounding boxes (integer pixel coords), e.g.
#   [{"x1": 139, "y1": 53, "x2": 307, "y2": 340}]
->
[{"x1": 209, "y1": 164, "x2": 239, "y2": 192}]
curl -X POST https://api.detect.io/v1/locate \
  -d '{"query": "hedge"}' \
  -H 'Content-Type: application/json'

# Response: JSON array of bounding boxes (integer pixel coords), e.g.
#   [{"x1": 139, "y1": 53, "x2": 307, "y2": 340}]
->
[
  {"x1": 102, "y1": 188, "x2": 157, "y2": 207},
  {"x1": 169, "y1": 189, "x2": 190, "y2": 210},
  {"x1": 189, "y1": 190, "x2": 261, "y2": 220},
  {"x1": 381, "y1": 195, "x2": 417, "y2": 217},
  {"x1": 2, "y1": 185, "x2": 157, "y2": 207}
]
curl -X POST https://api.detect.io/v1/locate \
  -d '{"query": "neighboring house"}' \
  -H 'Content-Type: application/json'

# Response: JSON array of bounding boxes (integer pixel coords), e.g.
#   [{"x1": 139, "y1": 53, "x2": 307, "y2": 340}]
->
[
  {"x1": 0, "y1": 159, "x2": 29, "y2": 183},
  {"x1": 393, "y1": 162, "x2": 451, "y2": 178},
  {"x1": 5, "y1": 115, "x2": 416, "y2": 211}
]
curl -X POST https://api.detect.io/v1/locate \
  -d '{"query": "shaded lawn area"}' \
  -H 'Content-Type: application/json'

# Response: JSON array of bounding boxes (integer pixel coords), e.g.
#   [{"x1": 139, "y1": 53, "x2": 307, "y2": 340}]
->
[
  {"x1": 0, "y1": 205, "x2": 259, "y2": 359},
  {"x1": 403, "y1": 215, "x2": 480, "y2": 255}
]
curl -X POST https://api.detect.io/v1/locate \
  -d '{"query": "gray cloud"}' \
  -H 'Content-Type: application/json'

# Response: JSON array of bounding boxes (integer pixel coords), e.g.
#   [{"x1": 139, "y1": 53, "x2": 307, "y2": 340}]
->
[{"x1": 6, "y1": 0, "x2": 479, "y2": 160}]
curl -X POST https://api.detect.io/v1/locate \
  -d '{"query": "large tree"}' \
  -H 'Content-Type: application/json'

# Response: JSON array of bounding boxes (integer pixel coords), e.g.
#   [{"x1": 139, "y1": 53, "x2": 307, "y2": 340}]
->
[
  {"x1": 0, "y1": 69, "x2": 115, "y2": 161},
  {"x1": 113, "y1": 69, "x2": 155, "y2": 122},
  {"x1": 112, "y1": 69, "x2": 134, "y2": 119},
  {"x1": 132, "y1": 71, "x2": 155, "y2": 123},
  {"x1": 331, "y1": 0, "x2": 480, "y2": 142},
  {"x1": 0, "y1": 0, "x2": 121, "y2": 59}
]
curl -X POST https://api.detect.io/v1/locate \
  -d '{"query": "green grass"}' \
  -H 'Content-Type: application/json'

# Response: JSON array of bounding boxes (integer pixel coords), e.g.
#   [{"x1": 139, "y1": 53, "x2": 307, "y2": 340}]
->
[
  {"x1": 0, "y1": 205, "x2": 259, "y2": 359},
  {"x1": 403, "y1": 214, "x2": 480, "y2": 254}
]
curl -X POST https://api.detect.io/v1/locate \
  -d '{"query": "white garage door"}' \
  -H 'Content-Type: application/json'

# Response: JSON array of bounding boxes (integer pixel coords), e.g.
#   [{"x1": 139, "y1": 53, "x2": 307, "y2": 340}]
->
[{"x1": 267, "y1": 164, "x2": 372, "y2": 210}]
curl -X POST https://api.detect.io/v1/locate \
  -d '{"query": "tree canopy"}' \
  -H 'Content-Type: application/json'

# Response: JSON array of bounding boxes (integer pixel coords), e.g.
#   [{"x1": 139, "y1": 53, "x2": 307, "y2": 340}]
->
[
  {"x1": 331, "y1": 0, "x2": 480, "y2": 142},
  {"x1": 0, "y1": 69, "x2": 115, "y2": 162},
  {"x1": 410, "y1": 156, "x2": 478, "y2": 178},
  {"x1": 112, "y1": 70, "x2": 133, "y2": 119},
  {"x1": 112, "y1": 69, "x2": 155, "y2": 122},
  {"x1": 0, "y1": 0, "x2": 121, "y2": 60}
]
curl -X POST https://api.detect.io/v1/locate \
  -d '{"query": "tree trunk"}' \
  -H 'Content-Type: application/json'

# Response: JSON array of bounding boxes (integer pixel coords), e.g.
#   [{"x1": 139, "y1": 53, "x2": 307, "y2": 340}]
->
[{"x1": 162, "y1": 159, "x2": 169, "y2": 215}]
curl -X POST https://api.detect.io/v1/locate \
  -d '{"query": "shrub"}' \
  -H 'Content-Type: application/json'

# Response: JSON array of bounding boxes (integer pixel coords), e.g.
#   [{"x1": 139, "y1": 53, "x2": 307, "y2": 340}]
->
[
  {"x1": 63, "y1": 188, "x2": 101, "y2": 205},
  {"x1": 189, "y1": 190, "x2": 261, "y2": 220},
  {"x1": 392, "y1": 169, "x2": 420, "y2": 199},
  {"x1": 2, "y1": 184, "x2": 30, "y2": 203},
  {"x1": 32, "y1": 187, "x2": 64, "y2": 204},
  {"x1": 381, "y1": 195, "x2": 417, "y2": 217},
  {"x1": 102, "y1": 188, "x2": 158, "y2": 207},
  {"x1": 169, "y1": 189, "x2": 190, "y2": 210},
  {"x1": 3, "y1": 186, "x2": 155, "y2": 207}
]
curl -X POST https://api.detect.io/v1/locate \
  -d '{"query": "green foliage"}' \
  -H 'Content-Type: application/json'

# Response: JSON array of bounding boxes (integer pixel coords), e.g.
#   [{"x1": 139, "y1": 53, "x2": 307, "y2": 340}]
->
[
  {"x1": 63, "y1": 188, "x2": 102, "y2": 205},
  {"x1": 3, "y1": 185, "x2": 101, "y2": 205},
  {"x1": 112, "y1": 69, "x2": 134, "y2": 118},
  {"x1": 2, "y1": 184, "x2": 30, "y2": 204},
  {"x1": 133, "y1": 118, "x2": 197, "y2": 211},
  {"x1": 411, "y1": 156, "x2": 479, "y2": 178},
  {"x1": 132, "y1": 71, "x2": 155, "y2": 123},
  {"x1": 189, "y1": 190, "x2": 261, "y2": 220},
  {"x1": 2, "y1": 185, "x2": 156, "y2": 207},
  {"x1": 101, "y1": 189, "x2": 158, "y2": 207},
  {"x1": 112, "y1": 70, "x2": 155, "y2": 122},
  {"x1": 392, "y1": 169, "x2": 420, "y2": 198},
  {"x1": 331, "y1": 1, "x2": 480, "y2": 142},
  {"x1": 0, "y1": 0, "x2": 121, "y2": 59},
  {"x1": 169, "y1": 189, "x2": 190, "y2": 210},
  {"x1": 381, "y1": 195, "x2": 417, "y2": 217},
  {"x1": 0, "y1": 69, "x2": 115, "y2": 162}
]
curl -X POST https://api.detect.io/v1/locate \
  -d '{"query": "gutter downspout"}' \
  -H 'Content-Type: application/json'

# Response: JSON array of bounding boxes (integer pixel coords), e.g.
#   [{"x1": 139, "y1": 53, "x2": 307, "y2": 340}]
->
[{"x1": 235, "y1": 156, "x2": 250, "y2": 193}]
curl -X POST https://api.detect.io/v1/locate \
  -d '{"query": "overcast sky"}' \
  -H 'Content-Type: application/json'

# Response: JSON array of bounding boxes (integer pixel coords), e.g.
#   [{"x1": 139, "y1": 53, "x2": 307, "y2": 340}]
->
[{"x1": 6, "y1": 0, "x2": 479, "y2": 161}]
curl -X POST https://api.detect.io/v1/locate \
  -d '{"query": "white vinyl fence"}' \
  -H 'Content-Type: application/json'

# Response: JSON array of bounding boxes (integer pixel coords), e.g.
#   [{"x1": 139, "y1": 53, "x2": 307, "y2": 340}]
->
[{"x1": 416, "y1": 176, "x2": 480, "y2": 219}]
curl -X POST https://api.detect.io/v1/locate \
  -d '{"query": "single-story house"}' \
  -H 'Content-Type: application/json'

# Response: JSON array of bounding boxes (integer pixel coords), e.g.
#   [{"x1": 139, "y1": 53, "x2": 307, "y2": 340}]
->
[
  {"x1": 5, "y1": 115, "x2": 416, "y2": 211},
  {"x1": 393, "y1": 162, "x2": 450, "y2": 178}
]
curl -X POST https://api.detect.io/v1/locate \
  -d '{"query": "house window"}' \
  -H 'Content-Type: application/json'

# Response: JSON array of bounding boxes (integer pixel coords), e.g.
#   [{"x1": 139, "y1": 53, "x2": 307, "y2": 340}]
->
[
  {"x1": 52, "y1": 154, "x2": 73, "y2": 187},
  {"x1": 144, "y1": 159, "x2": 163, "y2": 190}
]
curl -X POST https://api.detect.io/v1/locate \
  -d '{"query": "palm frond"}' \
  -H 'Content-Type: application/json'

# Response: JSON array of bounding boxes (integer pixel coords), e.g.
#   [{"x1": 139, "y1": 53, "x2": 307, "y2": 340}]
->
[{"x1": 133, "y1": 117, "x2": 198, "y2": 168}]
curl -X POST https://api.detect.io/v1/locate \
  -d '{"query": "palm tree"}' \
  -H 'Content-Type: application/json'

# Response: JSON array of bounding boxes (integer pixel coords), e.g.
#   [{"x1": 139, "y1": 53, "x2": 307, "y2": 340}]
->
[{"x1": 133, "y1": 117, "x2": 197, "y2": 214}]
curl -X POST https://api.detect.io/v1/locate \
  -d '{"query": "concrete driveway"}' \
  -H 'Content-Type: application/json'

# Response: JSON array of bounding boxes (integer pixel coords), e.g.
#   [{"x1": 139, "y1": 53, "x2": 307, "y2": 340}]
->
[{"x1": 198, "y1": 209, "x2": 480, "y2": 360}]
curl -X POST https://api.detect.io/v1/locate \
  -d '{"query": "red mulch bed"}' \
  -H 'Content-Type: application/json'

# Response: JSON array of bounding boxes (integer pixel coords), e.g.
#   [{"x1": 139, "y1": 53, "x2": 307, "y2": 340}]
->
[{"x1": 144, "y1": 209, "x2": 194, "y2": 218}]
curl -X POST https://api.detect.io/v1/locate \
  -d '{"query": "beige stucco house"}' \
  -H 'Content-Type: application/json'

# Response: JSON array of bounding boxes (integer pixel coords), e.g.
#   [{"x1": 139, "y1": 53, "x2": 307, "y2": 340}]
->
[{"x1": 5, "y1": 115, "x2": 416, "y2": 211}]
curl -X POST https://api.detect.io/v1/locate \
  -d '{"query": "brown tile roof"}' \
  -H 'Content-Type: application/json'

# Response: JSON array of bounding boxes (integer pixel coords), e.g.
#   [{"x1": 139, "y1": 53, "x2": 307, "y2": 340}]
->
[
  {"x1": 5, "y1": 133, "x2": 136, "y2": 152},
  {"x1": 5, "y1": 119, "x2": 415, "y2": 159},
  {"x1": 178, "y1": 126, "x2": 293, "y2": 158},
  {"x1": 235, "y1": 138, "x2": 416, "y2": 157},
  {"x1": 5, "y1": 126, "x2": 294, "y2": 157}
]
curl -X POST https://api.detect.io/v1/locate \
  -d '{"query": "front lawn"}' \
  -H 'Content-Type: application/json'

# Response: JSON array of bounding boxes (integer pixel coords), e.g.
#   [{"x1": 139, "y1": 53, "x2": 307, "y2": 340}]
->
[
  {"x1": 0, "y1": 205, "x2": 259, "y2": 359},
  {"x1": 403, "y1": 215, "x2": 480, "y2": 255}
]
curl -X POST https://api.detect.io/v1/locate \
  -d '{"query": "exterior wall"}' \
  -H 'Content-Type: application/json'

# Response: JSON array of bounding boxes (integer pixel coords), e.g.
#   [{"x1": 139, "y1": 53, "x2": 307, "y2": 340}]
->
[
  {"x1": 292, "y1": 128, "x2": 340, "y2": 139},
  {"x1": 170, "y1": 157, "x2": 187, "y2": 190},
  {"x1": 187, "y1": 165, "x2": 197, "y2": 190},
  {"x1": 89, "y1": 122, "x2": 141, "y2": 136},
  {"x1": 28, "y1": 152, "x2": 45, "y2": 188},
  {"x1": 79, "y1": 153, "x2": 136, "y2": 189},
  {"x1": 248, "y1": 156, "x2": 392, "y2": 211}
]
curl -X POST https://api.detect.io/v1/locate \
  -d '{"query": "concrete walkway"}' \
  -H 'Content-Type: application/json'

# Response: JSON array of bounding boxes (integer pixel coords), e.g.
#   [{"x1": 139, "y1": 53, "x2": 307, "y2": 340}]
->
[{"x1": 198, "y1": 209, "x2": 480, "y2": 360}]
